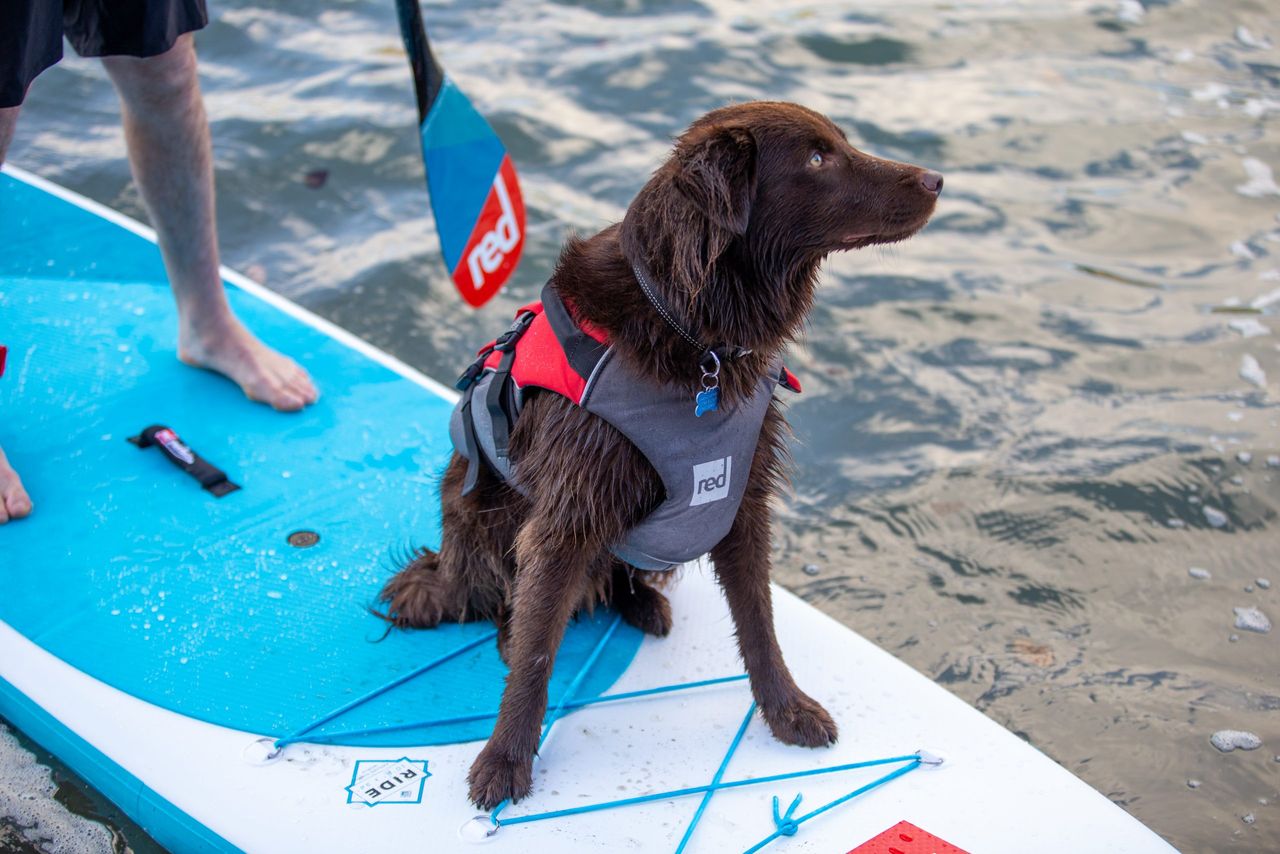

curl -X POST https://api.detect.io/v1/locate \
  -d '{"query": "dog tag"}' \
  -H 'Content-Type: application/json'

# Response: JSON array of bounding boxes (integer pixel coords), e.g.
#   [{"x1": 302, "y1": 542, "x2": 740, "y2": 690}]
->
[
  {"x1": 695, "y1": 387, "x2": 719, "y2": 417},
  {"x1": 696, "y1": 349, "x2": 721, "y2": 417}
]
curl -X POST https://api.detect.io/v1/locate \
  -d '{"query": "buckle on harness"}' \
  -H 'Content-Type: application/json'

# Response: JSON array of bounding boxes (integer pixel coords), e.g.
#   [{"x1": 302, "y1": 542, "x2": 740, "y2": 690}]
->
[
  {"x1": 455, "y1": 311, "x2": 537, "y2": 391},
  {"x1": 456, "y1": 359, "x2": 487, "y2": 391}
]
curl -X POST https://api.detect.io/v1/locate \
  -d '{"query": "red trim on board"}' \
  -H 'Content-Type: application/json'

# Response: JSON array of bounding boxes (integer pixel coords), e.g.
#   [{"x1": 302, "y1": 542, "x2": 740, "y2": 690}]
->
[{"x1": 848, "y1": 820, "x2": 971, "y2": 854}]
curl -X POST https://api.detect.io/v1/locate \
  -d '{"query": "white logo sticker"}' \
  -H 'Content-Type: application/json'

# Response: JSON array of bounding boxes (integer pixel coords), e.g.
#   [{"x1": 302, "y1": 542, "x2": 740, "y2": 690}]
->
[
  {"x1": 345, "y1": 758, "x2": 431, "y2": 807},
  {"x1": 690, "y1": 457, "x2": 731, "y2": 506}
]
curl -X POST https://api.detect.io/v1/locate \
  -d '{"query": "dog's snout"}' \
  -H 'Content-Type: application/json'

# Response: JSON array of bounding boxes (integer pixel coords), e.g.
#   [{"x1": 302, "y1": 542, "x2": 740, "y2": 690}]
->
[{"x1": 919, "y1": 170, "x2": 944, "y2": 195}]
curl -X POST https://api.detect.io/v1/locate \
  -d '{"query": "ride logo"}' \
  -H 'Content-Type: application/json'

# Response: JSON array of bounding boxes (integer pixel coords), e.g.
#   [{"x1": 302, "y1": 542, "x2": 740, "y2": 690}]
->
[
  {"x1": 345, "y1": 758, "x2": 431, "y2": 807},
  {"x1": 452, "y1": 156, "x2": 525, "y2": 307}
]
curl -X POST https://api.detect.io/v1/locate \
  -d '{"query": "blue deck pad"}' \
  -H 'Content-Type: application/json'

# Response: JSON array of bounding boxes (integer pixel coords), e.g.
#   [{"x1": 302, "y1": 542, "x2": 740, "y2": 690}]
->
[{"x1": 0, "y1": 172, "x2": 642, "y2": 746}]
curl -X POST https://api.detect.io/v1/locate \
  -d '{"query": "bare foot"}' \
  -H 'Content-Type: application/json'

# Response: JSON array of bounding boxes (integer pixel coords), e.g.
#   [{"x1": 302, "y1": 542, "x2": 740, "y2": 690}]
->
[
  {"x1": 0, "y1": 445, "x2": 33, "y2": 524},
  {"x1": 178, "y1": 314, "x2": 318, "y2": 412}
]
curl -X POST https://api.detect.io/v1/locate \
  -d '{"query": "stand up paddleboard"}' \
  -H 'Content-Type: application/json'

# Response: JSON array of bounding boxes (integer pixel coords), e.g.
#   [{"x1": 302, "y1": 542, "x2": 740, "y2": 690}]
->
[{"x1": 0, "y1": 166, "x2": 1177, "y2": 853}]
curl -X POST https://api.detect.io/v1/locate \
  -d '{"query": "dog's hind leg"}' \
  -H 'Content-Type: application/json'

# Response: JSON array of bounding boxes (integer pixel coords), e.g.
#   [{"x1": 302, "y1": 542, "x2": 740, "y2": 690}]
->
[
  {"x1": 610, "y1": 562, "x2": 673, "y2": 637},
  {"x1": 376, "y1": 546, "x2": 463, "y2": 629},
  {"x1": 377, "y1": 453, "x2": 513, "y2": 629}
]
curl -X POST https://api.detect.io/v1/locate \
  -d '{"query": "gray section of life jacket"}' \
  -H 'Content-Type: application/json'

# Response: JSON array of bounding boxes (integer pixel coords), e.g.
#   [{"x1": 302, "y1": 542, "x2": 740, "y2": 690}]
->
[
  {"x1": 450, "y1": 370, "x2": 520, "y2": 487},
  {"x1": 451, "y1": 356, "x2": 778, "y2": 572},
  {"x1": 583, "y1": 356, "x2": 779, "y2": 571}
]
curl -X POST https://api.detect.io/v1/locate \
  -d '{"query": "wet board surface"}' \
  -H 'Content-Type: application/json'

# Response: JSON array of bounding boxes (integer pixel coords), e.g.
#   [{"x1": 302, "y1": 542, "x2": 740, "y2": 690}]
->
[{"x1": 0, "y1": 166, "x2": 1180, "y2": 853}]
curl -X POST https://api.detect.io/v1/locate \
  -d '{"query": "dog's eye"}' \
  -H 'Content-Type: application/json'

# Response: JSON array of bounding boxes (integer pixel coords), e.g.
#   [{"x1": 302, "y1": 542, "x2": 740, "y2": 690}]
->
[{"x1": 808, "y1": 151, "x2": 824, "y2": 168}]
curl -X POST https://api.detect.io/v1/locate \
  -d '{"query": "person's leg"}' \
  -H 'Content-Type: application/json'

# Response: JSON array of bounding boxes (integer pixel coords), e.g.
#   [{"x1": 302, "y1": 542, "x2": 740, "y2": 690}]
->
[
  {"x1": 101, "y1": 34, "x2": 317, "y2": 411},
  {"x1": 1, "y1": 1, "x2": 65, "y2": 523},
  {"x1": 1, "y1": 107, "x2": 27, "y2": 523},
  {"x1": 0, "y1": 105, "x2": 19, "y2": 164}
]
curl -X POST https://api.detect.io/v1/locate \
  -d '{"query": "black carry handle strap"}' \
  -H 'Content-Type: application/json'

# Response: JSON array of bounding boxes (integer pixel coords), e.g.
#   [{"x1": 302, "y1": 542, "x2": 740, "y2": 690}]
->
[
  {"x1": 540, "y1": 284, "x2": 610, "y2": 382},
  {"x1": 457, "y1": 310, "x2": 537, "y2": 496},
  {"x1": 128, "y1": 425, "x2": 240, "y2": 498},
  {"x1": 459, "y1": 388, "x2": 483, "y2": 496}
]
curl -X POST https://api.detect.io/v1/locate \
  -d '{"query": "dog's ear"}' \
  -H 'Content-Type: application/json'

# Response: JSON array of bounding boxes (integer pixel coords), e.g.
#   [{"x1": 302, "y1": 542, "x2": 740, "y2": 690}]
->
[{"x1": 672, "y1": 125, "x2": 757, "y2": 236}]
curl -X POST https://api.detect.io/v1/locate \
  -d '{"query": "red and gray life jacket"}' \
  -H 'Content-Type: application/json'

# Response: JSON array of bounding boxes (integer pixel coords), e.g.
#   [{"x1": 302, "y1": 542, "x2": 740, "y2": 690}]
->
[{"x1": 450, "y1": 284, "x2": 800, "y2": 572}]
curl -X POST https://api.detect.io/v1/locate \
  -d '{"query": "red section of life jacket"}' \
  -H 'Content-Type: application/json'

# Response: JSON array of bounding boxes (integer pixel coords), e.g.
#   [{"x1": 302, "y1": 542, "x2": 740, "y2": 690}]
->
[
  {"x1": 0, "y1": 345, "x2": 7, "y2": 378},
  {"x1": 481, "y1": 302, "x2": 609, "y2": 404},
  {"x1": 476, "y1": 302, "x2": 797, "y2": 405}
]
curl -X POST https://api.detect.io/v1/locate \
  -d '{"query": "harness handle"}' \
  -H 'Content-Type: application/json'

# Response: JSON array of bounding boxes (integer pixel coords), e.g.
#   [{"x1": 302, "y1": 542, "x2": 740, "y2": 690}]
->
[{"x1": 128, "y1": 425, "x2": 240, "y2": 498}]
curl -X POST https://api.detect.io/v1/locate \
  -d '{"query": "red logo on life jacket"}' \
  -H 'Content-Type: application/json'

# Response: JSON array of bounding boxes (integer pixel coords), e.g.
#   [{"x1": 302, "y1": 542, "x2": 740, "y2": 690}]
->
[{"x1": 451, "y1": 156, "x2": 525, "y2": 307}]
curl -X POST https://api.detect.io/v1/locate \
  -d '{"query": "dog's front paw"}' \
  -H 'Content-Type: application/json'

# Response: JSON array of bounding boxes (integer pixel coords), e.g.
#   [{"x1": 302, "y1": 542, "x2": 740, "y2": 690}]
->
[
  {"x1": 468, "y1": 745, "x2": 534, "y2": 810},
  {"x1": 761, "y1": 693, "x2": 838, "y2": 748}
]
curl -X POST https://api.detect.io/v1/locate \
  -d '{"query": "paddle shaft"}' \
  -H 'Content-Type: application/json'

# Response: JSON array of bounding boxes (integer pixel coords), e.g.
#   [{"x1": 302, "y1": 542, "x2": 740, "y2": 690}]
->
[{"x1": 395, "y1": 0, "x2": 444, "y2": 121}]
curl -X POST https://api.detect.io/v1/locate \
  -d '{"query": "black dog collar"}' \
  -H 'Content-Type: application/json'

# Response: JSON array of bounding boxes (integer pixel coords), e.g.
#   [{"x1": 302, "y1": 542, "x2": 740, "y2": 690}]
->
[{"x1": 628, "y1": 258, "x2": 752, "y2": 370}]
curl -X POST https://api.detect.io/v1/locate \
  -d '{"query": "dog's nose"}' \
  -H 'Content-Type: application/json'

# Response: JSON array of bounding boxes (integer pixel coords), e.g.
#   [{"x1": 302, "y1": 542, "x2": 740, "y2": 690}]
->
[{"x1": 920, "y1": 170, "x2": 944, "y2": 194}]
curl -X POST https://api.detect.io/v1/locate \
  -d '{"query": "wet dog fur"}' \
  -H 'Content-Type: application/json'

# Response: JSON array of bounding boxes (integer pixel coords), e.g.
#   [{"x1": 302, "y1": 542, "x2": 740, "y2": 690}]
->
[{"x1": 377, "y1": 101, "x2": 941, "y2": 809}]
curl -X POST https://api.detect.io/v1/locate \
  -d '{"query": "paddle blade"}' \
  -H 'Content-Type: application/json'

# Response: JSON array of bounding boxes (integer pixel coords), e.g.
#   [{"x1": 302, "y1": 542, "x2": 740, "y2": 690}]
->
[{"x1": 420, "y1": 76, "x2": 525, "y2": 308}]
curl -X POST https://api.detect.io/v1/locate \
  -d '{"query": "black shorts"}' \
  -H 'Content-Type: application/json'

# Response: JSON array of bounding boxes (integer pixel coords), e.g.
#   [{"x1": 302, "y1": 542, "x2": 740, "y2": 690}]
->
[{"x1": 1, "y1": 0, "x2": 209, "y2": 108}]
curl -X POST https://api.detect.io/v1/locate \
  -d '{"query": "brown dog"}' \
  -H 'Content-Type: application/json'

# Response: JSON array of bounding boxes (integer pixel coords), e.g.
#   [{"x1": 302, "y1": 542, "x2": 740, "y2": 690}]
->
[{"x1": 379, "y1": 101, "x2": 941, "y2": 810}]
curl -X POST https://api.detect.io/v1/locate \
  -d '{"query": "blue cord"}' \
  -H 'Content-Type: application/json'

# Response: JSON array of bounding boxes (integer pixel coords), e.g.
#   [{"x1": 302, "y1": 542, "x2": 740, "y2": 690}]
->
[
  {"x1": 490, "y1": 614, "x2": 623, "y2": 823},
  {"x1": 270, "y1": 611, "x2": 928, "y2": 850},
  {"x1": 675, "y1": 702, "x2": 755, "y2": 853},
  {"x1": 273, "y1": 629, "x2": 498, "y2": 749},
  {"x1": 494, "y1": 754, "x2": 922, "y2": 828},
  {"x1": 294, "y1": 674, "x2": 750, "y2": 745},
  {"x1": 740, "y1": 758, "x2": 923, "y2": 853}
]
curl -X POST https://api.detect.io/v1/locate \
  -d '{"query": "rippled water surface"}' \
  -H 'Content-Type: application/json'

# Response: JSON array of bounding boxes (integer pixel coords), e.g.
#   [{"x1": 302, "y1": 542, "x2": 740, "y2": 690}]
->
[{"x1": 4, "y1": 1, "x2": 1279, "y2": 851}]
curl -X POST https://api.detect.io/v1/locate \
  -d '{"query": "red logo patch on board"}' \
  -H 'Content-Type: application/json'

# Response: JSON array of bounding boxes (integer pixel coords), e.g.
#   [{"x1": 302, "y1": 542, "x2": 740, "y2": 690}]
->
[{"x1": 848, "y1": 820, "x2": 971, "y2": 854}]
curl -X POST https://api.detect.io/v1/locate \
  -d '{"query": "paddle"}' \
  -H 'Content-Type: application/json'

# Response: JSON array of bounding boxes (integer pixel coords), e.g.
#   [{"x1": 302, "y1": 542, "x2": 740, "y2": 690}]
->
[{"x1": 395, "y1": 0, "x2": 525, "y2": 308}]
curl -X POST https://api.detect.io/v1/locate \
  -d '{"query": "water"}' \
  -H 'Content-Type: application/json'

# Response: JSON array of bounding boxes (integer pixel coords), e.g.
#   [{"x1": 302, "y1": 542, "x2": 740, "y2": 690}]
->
[{"x1": 4, "y1": 0, "x2": 1278, "y2": 850}]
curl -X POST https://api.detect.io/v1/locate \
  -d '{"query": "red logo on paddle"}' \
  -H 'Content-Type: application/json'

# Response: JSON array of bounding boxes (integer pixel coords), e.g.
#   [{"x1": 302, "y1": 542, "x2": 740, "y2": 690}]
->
[{"x1": 451, "y1": 156, "x2": 525, "y2": 307}]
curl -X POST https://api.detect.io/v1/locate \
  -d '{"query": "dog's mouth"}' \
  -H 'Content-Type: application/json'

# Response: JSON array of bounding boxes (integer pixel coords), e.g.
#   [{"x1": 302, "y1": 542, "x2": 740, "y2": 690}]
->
[
  {"x1": 839, "y1": 232, "x2": 877, "y2": 247},
  {"x1": 837, "y1": 227, "x2": 921, "y2": 250},
  {"x1": 837, "y1": 210, "x2": 935, "y2": 250}
]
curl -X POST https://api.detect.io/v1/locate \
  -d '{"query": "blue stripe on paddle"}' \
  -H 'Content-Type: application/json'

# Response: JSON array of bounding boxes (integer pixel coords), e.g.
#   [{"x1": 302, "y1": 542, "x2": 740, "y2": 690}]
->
[{"x1": 421, "y1": 77, "x2": 507, "y2": 272}]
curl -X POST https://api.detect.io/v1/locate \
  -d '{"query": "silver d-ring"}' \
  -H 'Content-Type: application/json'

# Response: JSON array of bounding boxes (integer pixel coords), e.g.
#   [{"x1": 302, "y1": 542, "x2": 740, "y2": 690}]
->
[
  {"x1": 457, "y1": 814, "x2": 500, "y2": 843},
  {"x1": 915, "y1": 749, "x2": 945, "y2": 766},
  {"x1": 242, "y1": 737, "x2": 284, "y2": 765}
]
